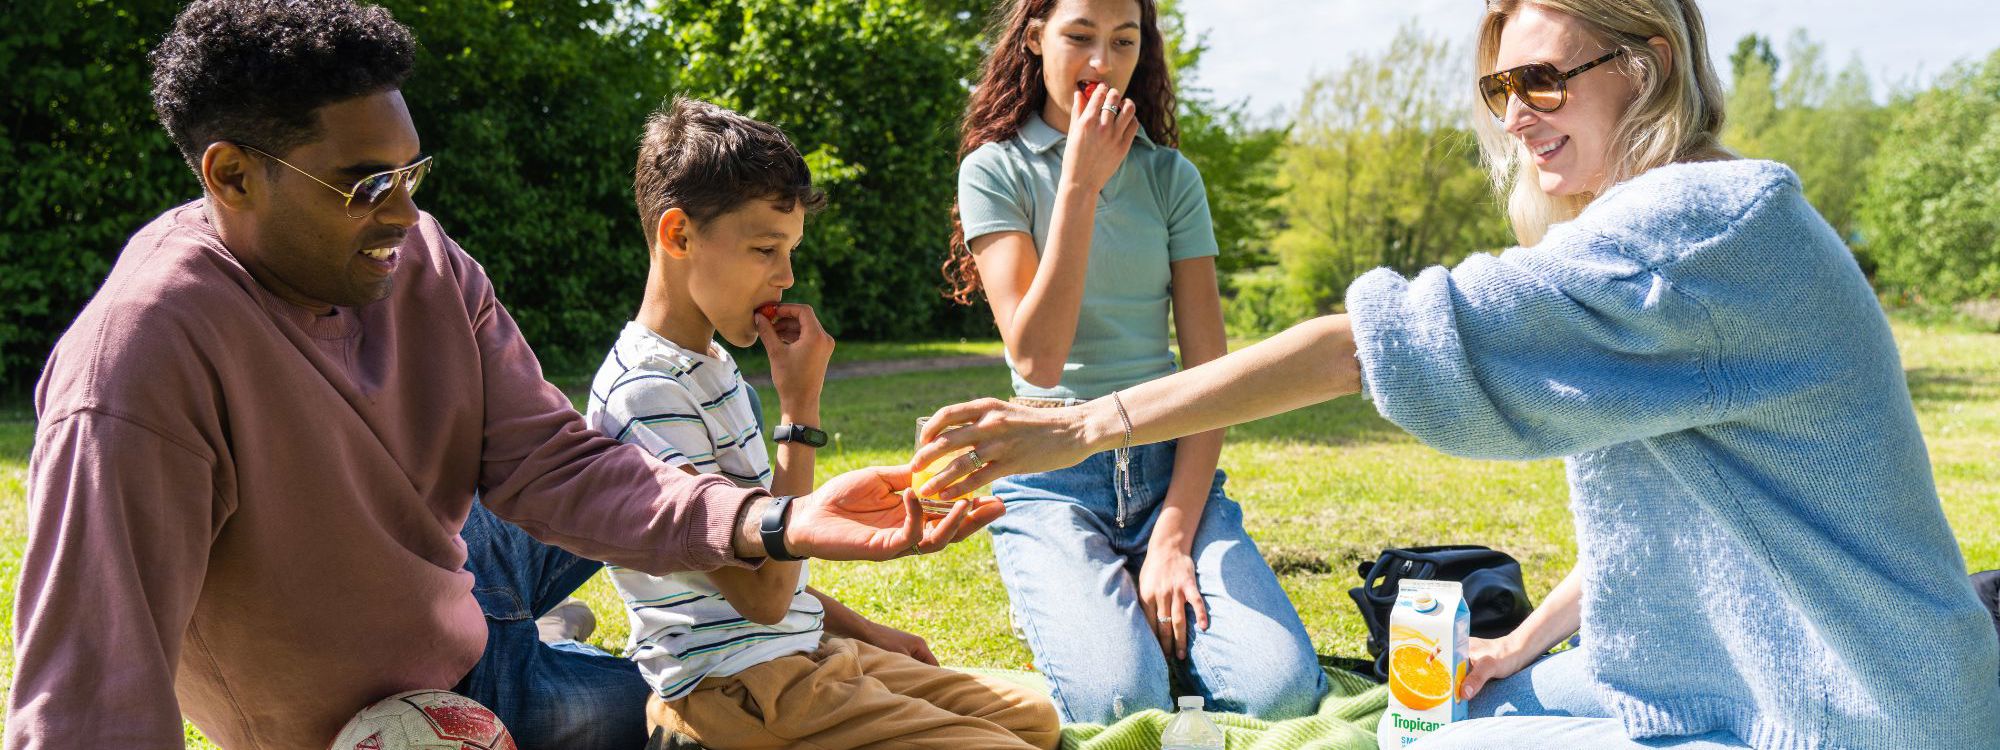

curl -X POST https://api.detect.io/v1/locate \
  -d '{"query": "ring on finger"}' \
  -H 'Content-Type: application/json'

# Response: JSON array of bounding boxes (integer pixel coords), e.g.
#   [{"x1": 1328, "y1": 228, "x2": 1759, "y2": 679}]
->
[
  {"x1": 1156, "y1": 615, "x2": 1173, "y2": 623},
  {"x1": 965, "y1": 448, "x2": 984, "y2": 466},
  {"x1": 1101, "y1": 103, "x2": 1121, "y2": 114}
]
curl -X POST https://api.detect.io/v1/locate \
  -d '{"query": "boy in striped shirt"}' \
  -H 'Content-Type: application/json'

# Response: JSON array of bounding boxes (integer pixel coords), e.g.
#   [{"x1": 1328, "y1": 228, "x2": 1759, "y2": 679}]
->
[{"x1": 584, "y1": 97, "x2": 1058, "y2": 749}]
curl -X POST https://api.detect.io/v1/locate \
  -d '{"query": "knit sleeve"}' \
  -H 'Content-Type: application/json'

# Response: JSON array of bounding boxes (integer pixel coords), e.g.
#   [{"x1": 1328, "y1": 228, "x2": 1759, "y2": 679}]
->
[{"x1": 1344, "y1": 232, "x2": 1723, "y2": 460}]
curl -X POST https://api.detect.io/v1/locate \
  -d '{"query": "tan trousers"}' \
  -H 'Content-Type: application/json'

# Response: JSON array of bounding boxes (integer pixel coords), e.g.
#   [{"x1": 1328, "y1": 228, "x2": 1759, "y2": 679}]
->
[{"x1": 646, "y1": 637, "x2": 1061, "y2": 750}]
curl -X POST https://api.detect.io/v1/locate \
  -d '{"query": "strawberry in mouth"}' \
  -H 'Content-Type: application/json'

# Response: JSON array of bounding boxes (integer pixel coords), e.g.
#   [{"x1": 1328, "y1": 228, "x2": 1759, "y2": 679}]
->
[
  {"x1": 757, "y1": 303, "x2": 780, "y2": 320},
  {"x1": 1080, "y1": 81, "x2": 1102, "y2": 100}
]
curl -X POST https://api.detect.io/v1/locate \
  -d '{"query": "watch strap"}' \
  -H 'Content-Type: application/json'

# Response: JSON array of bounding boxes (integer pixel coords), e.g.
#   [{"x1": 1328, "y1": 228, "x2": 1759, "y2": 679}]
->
[
  {"x1": 772, "y1": 423, "x2": 829, "y2": 448},
  {"x1": 758, "y1": 495, "x2": 804, "y2": 562}
]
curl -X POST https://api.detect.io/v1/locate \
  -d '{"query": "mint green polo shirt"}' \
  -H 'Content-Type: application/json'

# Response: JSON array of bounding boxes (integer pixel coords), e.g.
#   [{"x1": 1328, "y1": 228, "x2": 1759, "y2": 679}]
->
[{"x1": 957, "y1": 116, "x2": 1220, "y2": 401}]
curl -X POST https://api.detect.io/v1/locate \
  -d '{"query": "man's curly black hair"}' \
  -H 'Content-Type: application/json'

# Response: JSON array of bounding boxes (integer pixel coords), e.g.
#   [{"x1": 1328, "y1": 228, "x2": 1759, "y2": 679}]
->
[{"x1": 150, "y1": 0, "x2": 417, "y2": 172}]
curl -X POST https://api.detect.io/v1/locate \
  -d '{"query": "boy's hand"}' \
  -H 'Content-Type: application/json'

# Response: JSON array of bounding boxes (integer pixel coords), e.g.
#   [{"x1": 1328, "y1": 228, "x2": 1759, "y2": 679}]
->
[
  {"x1": 756, "y1": 303, "x2": 834, "y2": 409},
  {"x1": 859, "y1": 622, "x2": 938, "y2": 666}
]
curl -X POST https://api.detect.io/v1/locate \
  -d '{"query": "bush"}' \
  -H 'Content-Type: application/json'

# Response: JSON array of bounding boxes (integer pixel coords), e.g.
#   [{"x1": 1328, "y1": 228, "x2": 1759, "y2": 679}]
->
[
  {"x1": 0, "y1": 0, "x2": 997, "y2": 389},
  {"x1": 1857, "y1": 50, "x2": 2000, "y2": 308},
  {"x1": 2, "y1": 0, "x2": 195, "y2": 390},
  {"x1": 379, "y1": 0, "x2": 681, "y2": 374}
]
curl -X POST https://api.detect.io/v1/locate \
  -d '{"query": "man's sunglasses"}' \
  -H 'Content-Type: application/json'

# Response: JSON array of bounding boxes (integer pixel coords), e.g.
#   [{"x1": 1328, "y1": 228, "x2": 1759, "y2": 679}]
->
[
  {"x1": 1478, "y1": 48, "x2": 1626, "y2": 119},
  {"x1": 238, "y1": 144, "x2": 434, "y2": 219}
]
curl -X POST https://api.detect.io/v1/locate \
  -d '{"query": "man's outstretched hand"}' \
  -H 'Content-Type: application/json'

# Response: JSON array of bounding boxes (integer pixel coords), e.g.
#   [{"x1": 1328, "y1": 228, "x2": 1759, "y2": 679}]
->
[{"x1": 773, "y1": 465, "x2": 1005, "y2": 561}]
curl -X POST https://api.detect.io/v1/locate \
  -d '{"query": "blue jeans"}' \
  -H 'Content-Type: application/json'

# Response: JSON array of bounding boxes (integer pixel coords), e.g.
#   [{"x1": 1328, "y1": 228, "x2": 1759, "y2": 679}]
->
[
  {"x1": 989, "y1": 439, "x2": 1327, "y2": 724},
  {"x1": 1411, "y1": 646, "x2": 1748, "y2": 749},
  {"x1": 454, "y1": 503, "x2": 650, "y2": 750}
]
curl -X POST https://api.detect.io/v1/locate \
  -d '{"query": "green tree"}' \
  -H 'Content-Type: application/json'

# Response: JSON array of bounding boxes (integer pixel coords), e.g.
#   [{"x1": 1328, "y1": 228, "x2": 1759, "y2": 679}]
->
[
  {"x1": 1263, "y1": 23, "x2": 1511, "y2": 326},
  {"x1": 1857, "y1": 49, "x2": 2000, "y2": 308},
  {"x1": 1159, "y1": 0, "x2": 1288, "y2": 277},
  {"x1": 1723, "y1": 31, "x2": 1886, "y2": 247}
]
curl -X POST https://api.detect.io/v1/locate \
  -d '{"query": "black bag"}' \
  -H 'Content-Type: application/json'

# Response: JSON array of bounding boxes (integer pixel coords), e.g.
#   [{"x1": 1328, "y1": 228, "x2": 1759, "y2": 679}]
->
[{"x1": 1349, "y1": 545, "x2": 1535, "y2": 681}]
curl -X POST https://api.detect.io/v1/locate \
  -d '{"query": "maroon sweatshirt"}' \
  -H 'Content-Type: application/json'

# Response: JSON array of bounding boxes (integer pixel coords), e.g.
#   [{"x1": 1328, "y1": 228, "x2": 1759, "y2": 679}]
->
[{"x1": 8, "y1": 202, "x2": 763, "y2": 749}]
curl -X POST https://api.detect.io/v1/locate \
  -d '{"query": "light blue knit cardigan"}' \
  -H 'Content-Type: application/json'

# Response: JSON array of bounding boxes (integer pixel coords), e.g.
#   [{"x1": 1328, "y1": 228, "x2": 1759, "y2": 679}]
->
[{"x1": 1347, "y1": 159, "x2": 2000, "y2": 750}]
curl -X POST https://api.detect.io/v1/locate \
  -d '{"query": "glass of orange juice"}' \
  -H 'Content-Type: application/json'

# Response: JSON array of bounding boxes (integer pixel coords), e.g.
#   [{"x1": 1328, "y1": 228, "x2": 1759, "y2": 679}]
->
[{"x1": 912, "y1": 417, "x2": 970, "y2": 517}]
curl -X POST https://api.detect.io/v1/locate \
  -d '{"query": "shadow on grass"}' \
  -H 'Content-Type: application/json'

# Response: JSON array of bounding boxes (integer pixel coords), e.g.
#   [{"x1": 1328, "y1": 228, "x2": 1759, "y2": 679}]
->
[{"x1": 1906, "y1": 366, "x2": 1999, "y2": 406}]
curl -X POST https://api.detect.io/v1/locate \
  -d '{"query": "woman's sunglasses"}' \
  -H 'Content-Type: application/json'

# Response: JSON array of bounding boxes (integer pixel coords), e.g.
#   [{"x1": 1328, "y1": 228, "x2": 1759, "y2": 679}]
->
[
  {"x1": 238, "y1": 144, "x2": 434, "y2": 219},
  {"x1": 1478, "y1": 48, "x2": 1625, "y2": 119}
]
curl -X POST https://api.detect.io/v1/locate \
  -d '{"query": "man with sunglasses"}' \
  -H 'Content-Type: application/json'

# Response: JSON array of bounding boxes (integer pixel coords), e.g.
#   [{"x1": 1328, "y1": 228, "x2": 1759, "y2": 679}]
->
[{"x1": 5, "y1": 1, "x2": 1001, "y2": 749}]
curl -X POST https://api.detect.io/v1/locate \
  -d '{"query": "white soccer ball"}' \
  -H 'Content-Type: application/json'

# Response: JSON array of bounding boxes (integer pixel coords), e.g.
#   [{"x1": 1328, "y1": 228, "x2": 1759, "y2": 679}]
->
[{"x1": 328, "y1": 689, "x2": 517, "y2": 750}]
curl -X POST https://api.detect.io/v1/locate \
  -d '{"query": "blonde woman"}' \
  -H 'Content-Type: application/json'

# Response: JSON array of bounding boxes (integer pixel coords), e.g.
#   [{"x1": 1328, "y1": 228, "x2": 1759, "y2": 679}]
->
[{"x1": 911, "y1": 0, "x2": 2000, "y2": 747}]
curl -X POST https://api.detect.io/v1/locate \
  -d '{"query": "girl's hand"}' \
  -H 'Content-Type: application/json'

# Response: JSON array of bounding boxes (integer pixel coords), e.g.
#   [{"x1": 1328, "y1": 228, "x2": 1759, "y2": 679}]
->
[
  {"x1": 859, "y1": 621, "x2": 939, "y2": 666},
  {"x1": 1060, "y1": 85, "x2": 1141, "y2": 195},
  {"x1": 1461, "y1": 635, "x2": 1538, "y2": 700},
  {"x1": 1138, "y1": 549, "x2": 1208, "y2": 660}
]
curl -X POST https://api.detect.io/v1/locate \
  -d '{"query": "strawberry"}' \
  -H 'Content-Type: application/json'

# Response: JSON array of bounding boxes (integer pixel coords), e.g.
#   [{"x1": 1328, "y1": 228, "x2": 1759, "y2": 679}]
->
[
  {"x1": 1082, "y1": 81, "x2": 1102, "y2": 101},
  {"x1": 756, "y1": 303, "x2": 780, "y2": 320}
]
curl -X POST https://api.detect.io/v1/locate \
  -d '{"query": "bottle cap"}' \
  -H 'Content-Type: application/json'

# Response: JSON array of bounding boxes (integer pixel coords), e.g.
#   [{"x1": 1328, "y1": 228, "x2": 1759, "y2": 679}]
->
[
  {"x1": 1413, "y1": 591, "x2": 1438, "y2": 613},
  {"x1": 1177, "y1": 696, "x2": 1204, "y2": 710}
]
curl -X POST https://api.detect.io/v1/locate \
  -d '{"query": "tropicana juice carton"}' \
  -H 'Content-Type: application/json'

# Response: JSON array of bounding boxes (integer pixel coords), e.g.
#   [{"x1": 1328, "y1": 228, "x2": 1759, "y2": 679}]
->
[{"x1": 1375, "y1": 579, "x2": 1469, "y2": 749}]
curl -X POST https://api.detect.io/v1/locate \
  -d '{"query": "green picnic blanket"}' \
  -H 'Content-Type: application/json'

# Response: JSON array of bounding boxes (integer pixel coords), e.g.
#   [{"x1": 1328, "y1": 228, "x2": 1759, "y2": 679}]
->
[{"x1": 953, "y1": 665, "x2": 1387, "y2": 750}]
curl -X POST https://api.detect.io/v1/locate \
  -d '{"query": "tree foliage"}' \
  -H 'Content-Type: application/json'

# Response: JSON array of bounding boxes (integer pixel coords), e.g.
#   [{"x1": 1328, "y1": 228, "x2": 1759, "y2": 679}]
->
[
  {"x1": 2, "y1": 0, "x2": 194, "y2": 389},
  {"x1": 1722, "y1": 31, "x2": 1886, "y2": 248},
  {"x1": 1248, "y1": 23, "x2": 1512, "y2": 334},
  {"x1": 1856, "y1": 49, "x2": 2000, "y2": 308}
]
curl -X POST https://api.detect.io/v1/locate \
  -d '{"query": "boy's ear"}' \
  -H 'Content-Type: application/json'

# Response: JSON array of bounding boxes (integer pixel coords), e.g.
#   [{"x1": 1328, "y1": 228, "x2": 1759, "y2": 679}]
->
[{"x1": 655, "y1": 208, "x2": 692, "y2": 260}]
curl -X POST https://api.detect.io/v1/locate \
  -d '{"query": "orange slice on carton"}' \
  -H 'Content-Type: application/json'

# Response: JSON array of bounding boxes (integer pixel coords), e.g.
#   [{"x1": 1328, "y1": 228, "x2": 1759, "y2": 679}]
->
[{"x1": 1388, "y1": 643, "x2": 1457, "y2": 711}]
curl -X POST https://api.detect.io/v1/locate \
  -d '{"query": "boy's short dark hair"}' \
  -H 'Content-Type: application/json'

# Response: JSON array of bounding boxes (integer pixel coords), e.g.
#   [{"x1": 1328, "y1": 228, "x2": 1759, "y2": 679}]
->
[
  {"x1": 634, "y1": 98, "x2": 827, "y2": 247},
  {"x1": 150, "y1": 0, "x2": 417, "y2": 171}
]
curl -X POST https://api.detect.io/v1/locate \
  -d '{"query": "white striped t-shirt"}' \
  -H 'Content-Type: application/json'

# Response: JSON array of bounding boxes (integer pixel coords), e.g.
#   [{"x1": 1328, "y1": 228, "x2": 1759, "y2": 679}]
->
[{"x1": 584, "y1": 321, "x2": 824, "y2": 700}]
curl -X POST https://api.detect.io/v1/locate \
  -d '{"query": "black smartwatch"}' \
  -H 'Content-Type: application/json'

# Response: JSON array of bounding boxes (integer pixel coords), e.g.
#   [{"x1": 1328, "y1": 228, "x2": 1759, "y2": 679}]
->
[
  {"x1": 771, "y1": 423, "x2": 829, "y2": 448},
  {"x1": 758, "y1": 495, "x2": 805, "y2": 561}
]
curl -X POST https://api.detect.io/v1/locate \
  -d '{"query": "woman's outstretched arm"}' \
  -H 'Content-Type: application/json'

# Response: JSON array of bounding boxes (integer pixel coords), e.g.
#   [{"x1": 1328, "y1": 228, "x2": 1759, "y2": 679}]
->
[{"x1": 914, "y1": 313, "x2": 1362, "y2": 497}]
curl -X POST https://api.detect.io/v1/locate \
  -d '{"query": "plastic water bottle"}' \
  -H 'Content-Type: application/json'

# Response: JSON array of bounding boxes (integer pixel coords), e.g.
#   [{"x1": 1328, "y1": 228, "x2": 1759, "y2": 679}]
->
[{"x1": 1161, "y1": 695, "x2": 1225, "y2": 750}]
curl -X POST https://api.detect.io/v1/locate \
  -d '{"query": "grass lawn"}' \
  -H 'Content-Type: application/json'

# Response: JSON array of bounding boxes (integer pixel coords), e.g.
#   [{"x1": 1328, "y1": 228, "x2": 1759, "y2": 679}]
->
[{"x1": 0, "y1": 321, "x2": 1994, "y2": 744}]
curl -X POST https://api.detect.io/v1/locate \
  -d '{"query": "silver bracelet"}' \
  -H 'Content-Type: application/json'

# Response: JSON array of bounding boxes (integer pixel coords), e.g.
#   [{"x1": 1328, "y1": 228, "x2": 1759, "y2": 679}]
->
[{"x1": 1111, "y1": 391, "x2": 1134, "y2": 528}]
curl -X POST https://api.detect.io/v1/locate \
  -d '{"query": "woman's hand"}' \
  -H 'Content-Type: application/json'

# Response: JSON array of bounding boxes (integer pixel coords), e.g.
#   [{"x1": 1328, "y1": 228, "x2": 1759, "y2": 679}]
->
[
  {"x1": 910, "y1": 398, "x2": 1109, "y2": 499},
  {"x1": 858, "y1": 621, "x2": 939, "y2": 666},
  {"x1": 1460, "y1": 635, "x2": 1538, "y2": 700},
  {"x1": 1138, "y1": 550, "x2": 1208, "y2": 660},
  {"x1": 1060, "y1": 85, "x2": 1141, "y2": 195}
]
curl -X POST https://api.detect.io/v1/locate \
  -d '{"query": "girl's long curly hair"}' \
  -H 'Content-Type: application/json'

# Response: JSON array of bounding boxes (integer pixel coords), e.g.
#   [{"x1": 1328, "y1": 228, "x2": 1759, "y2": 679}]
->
[{"x1": 943, "y1": 0, "x2": 1179, "y2": 305}]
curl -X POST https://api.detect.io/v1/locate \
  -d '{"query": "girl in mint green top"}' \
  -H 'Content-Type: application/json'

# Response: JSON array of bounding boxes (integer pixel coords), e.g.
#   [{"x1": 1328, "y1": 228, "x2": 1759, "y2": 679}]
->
[{"x1": 942, "y1": 0, "x2": 1325, "y2": 725}]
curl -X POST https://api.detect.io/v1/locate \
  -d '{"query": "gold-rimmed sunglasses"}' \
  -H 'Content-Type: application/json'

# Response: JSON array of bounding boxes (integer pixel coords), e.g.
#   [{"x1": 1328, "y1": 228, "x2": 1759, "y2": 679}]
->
[
  {"x1": 238, "y1": 144, "x2": 434, "y2": 219},
  {"x1": 1478, "y1": 48, "x2": 1626, "y2": 119}
]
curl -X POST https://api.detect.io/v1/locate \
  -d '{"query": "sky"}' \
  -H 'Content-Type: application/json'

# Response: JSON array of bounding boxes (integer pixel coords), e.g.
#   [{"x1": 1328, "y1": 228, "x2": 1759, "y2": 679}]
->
[{"x1": 1173, "y1": 0, "x2": 2000, "y2": 120}]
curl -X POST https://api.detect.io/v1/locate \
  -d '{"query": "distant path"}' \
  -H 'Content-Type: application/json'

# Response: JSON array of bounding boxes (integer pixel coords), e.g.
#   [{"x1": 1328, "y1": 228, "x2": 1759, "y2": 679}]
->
[{"x1": 744, "y1": 354, "x2": 1004, "y2": 388}]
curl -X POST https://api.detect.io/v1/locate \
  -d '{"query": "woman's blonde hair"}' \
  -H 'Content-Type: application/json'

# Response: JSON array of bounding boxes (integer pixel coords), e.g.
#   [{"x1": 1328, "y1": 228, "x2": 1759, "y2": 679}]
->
[{"x1": 1473, "y1": 0, "x2": 1732, "y2": 245}]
